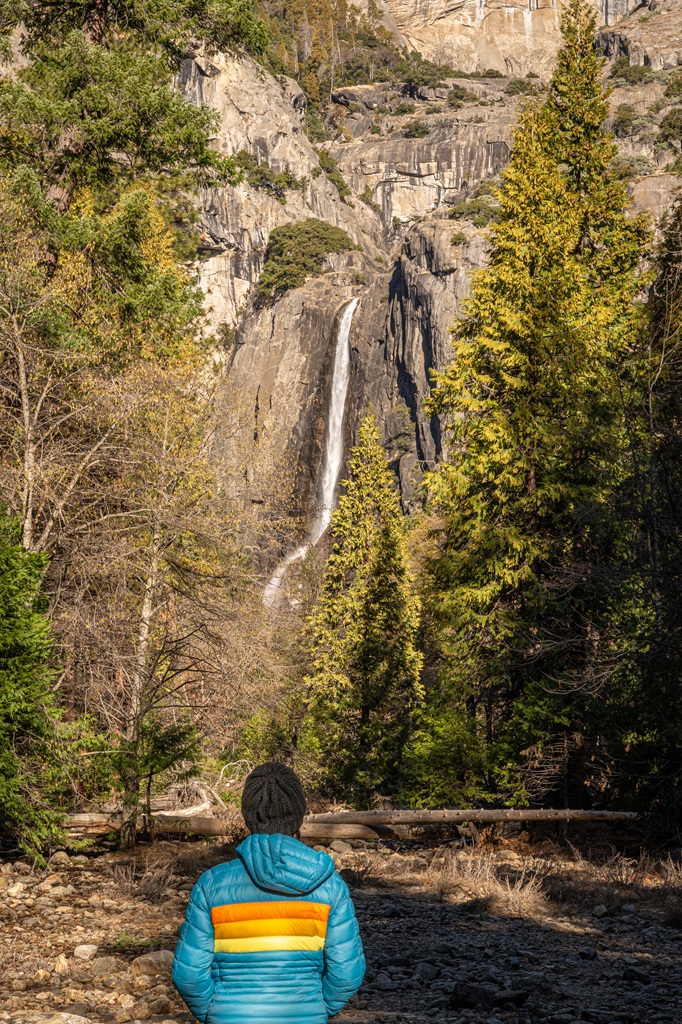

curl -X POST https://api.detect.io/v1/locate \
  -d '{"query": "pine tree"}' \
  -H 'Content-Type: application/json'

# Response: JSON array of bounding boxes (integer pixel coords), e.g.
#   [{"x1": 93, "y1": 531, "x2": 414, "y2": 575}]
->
[
  {"x1": 421, "y1": 0, "x2": 649, "y2": 805},
  {"x1": 0, "y1": 512, "x2": 61, "y2": 854},
  {"x1": 302, "y1": 414, "x2": 423, "y2": 801}
]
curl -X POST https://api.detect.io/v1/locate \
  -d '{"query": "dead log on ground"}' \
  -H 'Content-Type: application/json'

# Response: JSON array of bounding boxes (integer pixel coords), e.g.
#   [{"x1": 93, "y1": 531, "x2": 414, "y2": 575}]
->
[{"x1": 64, "y1": 806, "x2": 638, "y2": 842}]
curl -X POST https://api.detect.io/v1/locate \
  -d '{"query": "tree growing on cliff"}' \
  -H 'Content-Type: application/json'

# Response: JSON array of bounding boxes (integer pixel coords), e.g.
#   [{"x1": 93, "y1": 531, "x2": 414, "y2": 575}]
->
[
  {"x1": 301, "y1": 414, "x2": 423, "y2": 802},
  {"x1": 420, "y1": 0, "x2": 649, "y2": 804}
]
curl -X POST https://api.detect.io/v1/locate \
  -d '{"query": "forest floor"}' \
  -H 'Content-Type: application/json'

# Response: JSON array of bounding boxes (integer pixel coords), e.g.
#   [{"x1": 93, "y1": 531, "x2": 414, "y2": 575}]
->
[{"x1": 1, "y1": 836, "x2": 681, "y2": 1024}]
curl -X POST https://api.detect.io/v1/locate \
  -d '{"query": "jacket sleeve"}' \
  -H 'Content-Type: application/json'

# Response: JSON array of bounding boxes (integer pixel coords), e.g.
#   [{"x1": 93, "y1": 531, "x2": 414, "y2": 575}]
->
[
  {"x1": 322, "y1": 875, "x2": 366, "y2": 1017},
  {"x1": 172, "y1": 877, "x2": 216, "y2": 1023}
]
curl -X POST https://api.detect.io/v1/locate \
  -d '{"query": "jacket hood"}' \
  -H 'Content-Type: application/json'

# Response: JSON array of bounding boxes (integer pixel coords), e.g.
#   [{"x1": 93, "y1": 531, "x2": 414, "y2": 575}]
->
[{"x1": 237, "y1": 833, "x2": 335, "y2": 895}]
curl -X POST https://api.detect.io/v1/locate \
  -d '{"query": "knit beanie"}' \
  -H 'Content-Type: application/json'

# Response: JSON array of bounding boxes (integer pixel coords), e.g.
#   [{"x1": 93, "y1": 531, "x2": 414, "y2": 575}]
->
[{"x1": 241, "y1": 762, "x2": 307, "y2": 836}]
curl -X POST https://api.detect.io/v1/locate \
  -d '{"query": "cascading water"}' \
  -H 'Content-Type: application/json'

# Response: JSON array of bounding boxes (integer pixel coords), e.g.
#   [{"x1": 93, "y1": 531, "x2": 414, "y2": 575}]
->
[{"x1": 263, "y1": 297, "x2": 359, "y2": 608}]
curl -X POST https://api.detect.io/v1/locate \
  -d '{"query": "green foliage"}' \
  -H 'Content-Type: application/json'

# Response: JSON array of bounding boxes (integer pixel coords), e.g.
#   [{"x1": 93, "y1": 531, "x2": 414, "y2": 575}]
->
[
  {"x1": 6, "y1": 0, "x2": 268, "y2": 59},
  {"x1": 0, "y1": 512, "x2": 62, "y2": 855},
  {"x1": 612, "y1": 103, "x2": 638, "y2": 137},
  {"x1": 665, "y1": 73, "x2": 682, "y2": 99},
  {"x1": 301, "y1": 415, "x2": 423, "y2": 801},
  {"x1": 609, "y1": 55, "x2": 659, "y2": 85},
  {"x1": 450, "y1": 231, "x2": 467, "y2": 245},
  {"x1": 659, "y1": 107, "x2": 682, "y2": 148},
  {"x1": 306, "y1": 106, "x2": 331, "y2": 142},
  {"x1": 505, "y1": 77, "x2": 538, "y2": 96},
  {"x1": 396, "y1": 50, "x2": 452, "y2": 97},
  {"x1": 257, "y1": 218, "x2": 358, "y2": 297},
  {"x1": 402, "y1": 120, "x2": 430, "y2": 138},
  {"x1": 235, "y1": 150, "x2": 306, "y2": 203},
  {"x1": 447, "y1": 85, "x2": 477, "y2": 108},
  {"x1": 0, "y1": 34, "x2": 238, "y2": 209},
  {"x1": 449, "y1": 182, "x2": 500, "y2": 226},
  {"x1": 400, "y1": 692, "x2": 488, "y2": 807},
  {"x1": 394, "y1": 100, "x2": 416, "y2": 115},
  {"x1": 420, "y1": 0, "x2": 649, "y2": 807},
  {"x1": 315, "y1": 149, "x2": 351, "y2": 198},
  {"x1": 359, "y1": 185, "x2": 379, "y2": 210},
  {"x1": 610, "y1": 153, "x2": 652, "y2": 179}
]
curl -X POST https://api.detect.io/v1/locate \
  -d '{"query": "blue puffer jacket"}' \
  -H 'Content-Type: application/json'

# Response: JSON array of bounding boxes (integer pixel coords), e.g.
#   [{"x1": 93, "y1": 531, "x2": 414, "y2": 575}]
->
[{"x1": 172, "y1": 834, "x2": 365, "y2": 1024}]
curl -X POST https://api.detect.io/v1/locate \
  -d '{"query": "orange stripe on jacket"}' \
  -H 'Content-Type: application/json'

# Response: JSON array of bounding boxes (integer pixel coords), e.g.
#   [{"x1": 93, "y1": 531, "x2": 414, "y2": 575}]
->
[
  {"x1": 211, "y1": 901, "x2": 330, "y2": 925},
  {"x1": 214, "y1": 917, "x2": 327, "y2": 940}
]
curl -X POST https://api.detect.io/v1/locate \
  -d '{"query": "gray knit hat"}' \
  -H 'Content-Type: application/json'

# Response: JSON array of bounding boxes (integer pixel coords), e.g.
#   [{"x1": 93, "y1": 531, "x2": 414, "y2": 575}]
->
[{"x1": 241, "y1": 762, "x2": 307, "y2": 836}]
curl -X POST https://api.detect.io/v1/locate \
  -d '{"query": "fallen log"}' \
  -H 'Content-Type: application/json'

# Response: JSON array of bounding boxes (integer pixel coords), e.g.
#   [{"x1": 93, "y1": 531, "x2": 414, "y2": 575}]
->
[
  {"x1": 66, "y1": 813, "x2": 417, "y2": 841},
  {"x1": 65, "y1": 806, "x2": 638, "y2": 842},
  {"x1": 305, "y1": 808, "x2": 639, "y2": 825}
]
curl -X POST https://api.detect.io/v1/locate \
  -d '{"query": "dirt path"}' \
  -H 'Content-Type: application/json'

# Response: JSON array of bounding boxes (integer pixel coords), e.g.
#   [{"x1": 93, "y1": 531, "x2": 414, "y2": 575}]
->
[{"x1": 1, "y1": 843, "x2": 680, "y2": 1024}]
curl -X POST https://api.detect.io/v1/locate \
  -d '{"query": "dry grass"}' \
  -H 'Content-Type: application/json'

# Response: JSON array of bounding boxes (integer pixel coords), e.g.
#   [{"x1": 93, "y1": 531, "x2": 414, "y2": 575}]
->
[
  {"x1": 337, "y1": 843, "x2": 682, "y2": 924},
  {"x1": 110, "y1": 859, "x2": 176, "y2": 903},
  {"x1": 432, "y1": 851, "x2": 550, "y2": 917}
]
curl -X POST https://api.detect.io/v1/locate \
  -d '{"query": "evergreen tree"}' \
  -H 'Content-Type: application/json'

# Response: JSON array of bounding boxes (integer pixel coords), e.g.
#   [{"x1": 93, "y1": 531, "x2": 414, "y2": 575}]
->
[
  {"x1": 420, "y1": 0, "x2": 648, "y2": 805},
  {"x1": 302, "y1": 414, "x2": 423, "y2": 801},
  {"x1": 0, "y1": 512, "x2": 61, "y2": 854}
]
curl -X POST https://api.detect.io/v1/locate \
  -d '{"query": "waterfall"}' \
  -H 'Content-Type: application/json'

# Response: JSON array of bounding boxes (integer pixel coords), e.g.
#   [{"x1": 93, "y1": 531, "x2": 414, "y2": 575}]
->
[{"x1": 263, "y1": 297, "x2": 359, "y2": 608}]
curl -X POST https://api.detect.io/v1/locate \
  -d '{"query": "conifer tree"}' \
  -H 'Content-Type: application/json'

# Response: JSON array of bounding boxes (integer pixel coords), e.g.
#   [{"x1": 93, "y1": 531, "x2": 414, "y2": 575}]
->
[
  {"x1": 302, "y1": 414, "x2": 423, "y2": 801},
  {"x1": 421, "y1": 0, "x2": 649, "y2": 804},
  {"x1": 0, "y1": 512, "x2": 60, "y2": 853}
]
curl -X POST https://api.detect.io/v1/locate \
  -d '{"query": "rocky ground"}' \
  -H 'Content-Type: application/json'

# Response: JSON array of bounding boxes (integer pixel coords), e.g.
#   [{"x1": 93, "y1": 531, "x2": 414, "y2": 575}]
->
[{"x1": 1, "y1": 840, "x2": 681, "y2": 1024}]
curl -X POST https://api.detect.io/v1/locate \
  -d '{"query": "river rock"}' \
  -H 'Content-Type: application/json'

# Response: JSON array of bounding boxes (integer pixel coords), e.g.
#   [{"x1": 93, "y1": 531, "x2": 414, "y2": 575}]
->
[
  {"x1": 54, "y1": 955, "x2": 70, "y2": 975},
  {"x1": 129, "y1": 950, "x2": 174, "y2": 977},
  {"x1": 90, "y1": 956, "x2": 126, "y2": 977},
  {"x1": 72, "y1": 945, "x2": 98, "y2": 962},
  {"x1": 49, "y1": 852, "x2": 71, "y2": 868}
]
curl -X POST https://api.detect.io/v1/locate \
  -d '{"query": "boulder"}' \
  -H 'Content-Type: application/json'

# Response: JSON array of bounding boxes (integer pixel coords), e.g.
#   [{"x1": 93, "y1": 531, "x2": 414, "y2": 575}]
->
[
  {"x1": 90, "y1": 956, "x2": 126, "y2": 977},
  {"x1": 73, "y1": 944, "x2": 98, "y2": 961},
  {"x1": 130, "y1": 950, "x2": 174, "y2": 978}
]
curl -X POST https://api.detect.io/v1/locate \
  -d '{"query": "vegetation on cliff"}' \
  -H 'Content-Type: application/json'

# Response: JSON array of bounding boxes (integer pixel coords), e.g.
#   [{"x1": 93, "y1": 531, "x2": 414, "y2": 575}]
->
[{"x1": 257, "y1": 217, "x2": 357, "y2": 297}]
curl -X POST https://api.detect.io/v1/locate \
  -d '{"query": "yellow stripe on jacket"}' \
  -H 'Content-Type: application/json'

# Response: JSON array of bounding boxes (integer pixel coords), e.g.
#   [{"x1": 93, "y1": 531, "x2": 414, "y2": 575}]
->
[
  {"x1": 211, "y1": 902, "x2": 331, "y2": 954},
  {"x1": 214, "y1": 935, "x2": 326, "y2": 953}
]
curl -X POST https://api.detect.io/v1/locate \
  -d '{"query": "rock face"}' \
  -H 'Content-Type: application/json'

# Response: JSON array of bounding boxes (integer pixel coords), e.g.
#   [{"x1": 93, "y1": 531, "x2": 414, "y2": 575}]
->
[
  {"x1": 333, "y1": 108, "x2": 513, "y2": 224},
  {"x1": 598, "y1": 0, "x2": 682, "y2": 70},
  {"x1": 180, "y1": 51, "x2": 382, "y2": 329},
  {"x1": 375, "y1": 0, "x2": 681, "y2": 75},
  {"x1": 376, "y1": 0, "x2": 629, "y2": 75}
]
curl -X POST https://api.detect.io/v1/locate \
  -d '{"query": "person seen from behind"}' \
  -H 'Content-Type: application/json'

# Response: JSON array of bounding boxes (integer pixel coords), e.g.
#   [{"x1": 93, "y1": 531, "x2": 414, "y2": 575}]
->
[{"x1": 172, "y1": 762, "x2": 365, "y2": 1023}]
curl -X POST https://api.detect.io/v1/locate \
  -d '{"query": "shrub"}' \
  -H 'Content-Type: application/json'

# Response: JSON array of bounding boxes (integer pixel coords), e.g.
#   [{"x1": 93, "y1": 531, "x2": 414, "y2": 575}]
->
[
  {"x1": 369, "y1": 124, "x2": 381, "y2": 134},
  {"x1": 360, "y1": 185, "x2": 379, "y2": 210},
  {"x1": 425, "y1": 105, "x2": 442, "y2": 114},
  {"x1": 448, "y1": 85, "x2": 478, "y2": 108},
  {"x1": 451, "y1": 231, "x2": 467, "y2": 245},
  {"x1": 396, "y1": 50, "x2": 452, "y2": 96},
  {"x1": 612, "y1": 103, "x2": 638, "y2": 137},
  {"x1": 449, "y1": 181, "x2": 500, "y2": 226},
  {"x1": 394, "y1": 100, "x2": 416, "y2": 115},
  {"x1": 610, "y1": 154, "x2": 652, "y2": 179},
  {"x1": 315, "y1": 149, "x2": 352, "y2": 198},
  {"x1": 403, "y1": 120, "x2": 430, "y2": 138},
  {"x1": 257, "y1": 218, "x2": 359, "y2": 297},
  {"x1": 506, "y1": 78, "x2": 538, "y2": 96},
  {"x1": 235, "y1": 151, "x2": 305, "y2": 203},
  {"x1": 482, "y1": 68, "x2": 505, "y2": 78},
  {"x1": 306, "y1": 106, "x2": 331, "y2": 142},
  {"x1": 659, "y1": 106, "x2": 682, "y2": 148},
  {"x1": 609, "y1": 55, "x2": 658, "y2": 85},
  {"x1": 665, "y1": 74, "x2": 682, "y2": 99}
]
